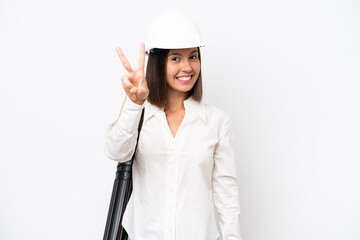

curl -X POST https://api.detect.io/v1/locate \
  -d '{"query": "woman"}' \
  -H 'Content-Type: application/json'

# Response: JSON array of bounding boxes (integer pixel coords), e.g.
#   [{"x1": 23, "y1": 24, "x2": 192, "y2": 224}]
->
[{"x1": 104, "y1": 9, "x2": 242, "y2": 240}]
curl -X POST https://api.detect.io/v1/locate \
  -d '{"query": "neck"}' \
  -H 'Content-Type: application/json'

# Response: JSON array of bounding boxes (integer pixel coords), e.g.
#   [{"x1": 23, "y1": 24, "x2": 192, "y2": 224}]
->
[{"x1": 165, "y1": 90, "x2": 189, "y2": 113}]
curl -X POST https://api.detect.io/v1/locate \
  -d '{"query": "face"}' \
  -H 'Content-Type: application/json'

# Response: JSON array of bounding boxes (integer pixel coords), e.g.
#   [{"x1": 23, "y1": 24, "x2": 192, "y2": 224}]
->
[{"x1": 165, "y1": 47, "x2": 200, "y2": 96}]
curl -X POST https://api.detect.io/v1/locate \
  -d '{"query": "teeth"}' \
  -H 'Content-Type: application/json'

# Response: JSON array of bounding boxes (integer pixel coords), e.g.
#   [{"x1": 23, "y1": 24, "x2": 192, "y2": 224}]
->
[{"x1": 177, "y1": 76, "x2": 191, "y2": 81}]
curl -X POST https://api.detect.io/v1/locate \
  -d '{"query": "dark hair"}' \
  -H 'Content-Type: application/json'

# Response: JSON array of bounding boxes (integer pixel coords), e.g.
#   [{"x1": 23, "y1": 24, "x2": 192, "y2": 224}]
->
[{"x1": 145, "y1": 47, "x2": 203, "y2": 108}]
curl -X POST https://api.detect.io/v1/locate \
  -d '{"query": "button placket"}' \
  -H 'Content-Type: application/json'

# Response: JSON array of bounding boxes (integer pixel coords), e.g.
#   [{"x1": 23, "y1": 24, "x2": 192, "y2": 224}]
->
[
  {"x1": 164, "y1": 141, "x2": 179, "y2": 239},
  {"x1": 163, "y1": 109, "x2": 188, "y2": 240}
]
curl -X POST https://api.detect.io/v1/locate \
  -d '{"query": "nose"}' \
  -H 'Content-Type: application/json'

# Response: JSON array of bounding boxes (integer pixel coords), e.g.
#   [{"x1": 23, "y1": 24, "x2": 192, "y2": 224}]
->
[{"x1": 180, "y1": 59, "x2": 192, "y2": 72}]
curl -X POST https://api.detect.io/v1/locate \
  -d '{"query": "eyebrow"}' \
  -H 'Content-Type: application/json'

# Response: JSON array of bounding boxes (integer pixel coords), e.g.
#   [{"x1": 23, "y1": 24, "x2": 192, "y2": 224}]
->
[{"x1": 168, "y1": 49, "x2": 199, "y2": 56}]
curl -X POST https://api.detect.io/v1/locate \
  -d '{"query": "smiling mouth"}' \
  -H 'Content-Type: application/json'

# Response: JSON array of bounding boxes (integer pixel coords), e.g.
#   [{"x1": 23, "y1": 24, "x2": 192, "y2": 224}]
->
[{"x1": 176, "y1": 75, "x2": 192, "y2": 82}]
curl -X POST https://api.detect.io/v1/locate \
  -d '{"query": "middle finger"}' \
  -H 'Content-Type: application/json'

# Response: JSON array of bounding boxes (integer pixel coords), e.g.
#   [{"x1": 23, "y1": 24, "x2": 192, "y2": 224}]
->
[{"x1": 115, "y1": 47, "x2": 133, "y2": 72}]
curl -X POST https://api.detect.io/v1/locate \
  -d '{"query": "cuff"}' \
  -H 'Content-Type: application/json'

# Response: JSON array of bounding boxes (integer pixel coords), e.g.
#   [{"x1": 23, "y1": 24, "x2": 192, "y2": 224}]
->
[{"x1": 115, "y1": 95, "x2": 145, "y2": 133}]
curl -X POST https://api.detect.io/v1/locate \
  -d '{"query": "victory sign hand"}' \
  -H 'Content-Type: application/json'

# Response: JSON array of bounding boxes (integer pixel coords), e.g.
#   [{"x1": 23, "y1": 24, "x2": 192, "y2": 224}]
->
[{"x1": 115, "y1": 43, "x2": 149, "y2": 105}]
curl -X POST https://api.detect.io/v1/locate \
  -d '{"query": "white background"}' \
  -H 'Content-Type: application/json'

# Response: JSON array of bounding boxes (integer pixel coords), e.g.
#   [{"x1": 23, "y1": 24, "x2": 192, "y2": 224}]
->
[{"x1": 1, "y1": 0, "x2": 359, "y2": 239}]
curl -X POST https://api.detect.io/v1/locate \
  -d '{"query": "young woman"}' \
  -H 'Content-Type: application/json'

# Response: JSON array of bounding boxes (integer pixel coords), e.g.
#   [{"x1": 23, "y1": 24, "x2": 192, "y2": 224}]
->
[{"x1": 104, "y1": 9, "x2": 242, "y2": 240}]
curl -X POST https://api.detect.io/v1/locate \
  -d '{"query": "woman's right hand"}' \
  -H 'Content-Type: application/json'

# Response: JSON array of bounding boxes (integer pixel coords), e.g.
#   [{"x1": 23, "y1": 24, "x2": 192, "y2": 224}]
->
[{"x1": 115, "y1": 43, "x2": 149, "y2": 105}]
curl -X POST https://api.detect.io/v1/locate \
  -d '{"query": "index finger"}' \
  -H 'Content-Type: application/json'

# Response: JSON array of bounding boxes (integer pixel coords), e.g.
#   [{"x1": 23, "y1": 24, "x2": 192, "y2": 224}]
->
[
  {"x1": 115, "y1": 47, "x2": 133, "y2": 72},
  {"x1": 138, "y1": 42, "x2": 145, "y2": 71}
]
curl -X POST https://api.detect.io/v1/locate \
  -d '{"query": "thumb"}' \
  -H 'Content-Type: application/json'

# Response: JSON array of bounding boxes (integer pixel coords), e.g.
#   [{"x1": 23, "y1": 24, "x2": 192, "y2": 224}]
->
[{"x1": 130, "y1": 86, "x2": 137, "y2": 94}]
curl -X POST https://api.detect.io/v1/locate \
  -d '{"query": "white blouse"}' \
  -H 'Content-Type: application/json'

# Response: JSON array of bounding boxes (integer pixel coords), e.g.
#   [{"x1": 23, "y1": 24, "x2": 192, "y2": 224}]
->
[{"x1": 104, "y1": 95, "x2": 242, "y2": 240}]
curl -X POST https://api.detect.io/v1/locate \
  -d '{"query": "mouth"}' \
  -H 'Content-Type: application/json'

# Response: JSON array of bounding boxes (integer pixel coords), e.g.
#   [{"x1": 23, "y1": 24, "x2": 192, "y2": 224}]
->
[{"x1": 176, "y1": 75, "x2": 193, "y2": 83}]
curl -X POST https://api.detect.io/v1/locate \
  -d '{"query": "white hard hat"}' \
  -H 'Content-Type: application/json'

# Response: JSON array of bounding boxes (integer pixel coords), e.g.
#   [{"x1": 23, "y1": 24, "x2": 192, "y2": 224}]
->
[{"x1": 145, "y1": 9, "x2": 207, "y2": 54}]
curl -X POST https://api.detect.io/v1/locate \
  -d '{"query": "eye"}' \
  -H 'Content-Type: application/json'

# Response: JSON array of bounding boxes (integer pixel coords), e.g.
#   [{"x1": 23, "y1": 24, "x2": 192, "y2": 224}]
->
[
  {"x1": 190, "y1": 55, "x2": 198, "y2": 60},
  {"x1": 171, "y1": 57, "x2": 180, "y2": 61}
]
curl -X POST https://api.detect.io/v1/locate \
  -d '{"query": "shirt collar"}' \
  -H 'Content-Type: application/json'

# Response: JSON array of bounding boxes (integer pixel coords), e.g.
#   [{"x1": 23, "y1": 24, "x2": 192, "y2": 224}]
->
[{"x1": 144, "y1": 96, "x2": 206, "y2": 123}]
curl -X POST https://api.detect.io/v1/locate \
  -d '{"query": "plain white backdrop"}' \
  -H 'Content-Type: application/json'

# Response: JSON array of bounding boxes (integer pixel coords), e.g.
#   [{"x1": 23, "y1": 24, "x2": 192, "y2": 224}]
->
[{"x1": 1, "y1": 0, "x2": 359, "y2": 239}]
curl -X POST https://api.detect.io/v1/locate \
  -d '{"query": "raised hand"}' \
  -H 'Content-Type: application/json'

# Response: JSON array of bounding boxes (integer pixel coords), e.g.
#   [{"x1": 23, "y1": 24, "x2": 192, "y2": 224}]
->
[{"x1": 115, "y1": 43, "x2": 149, "y2": 105}]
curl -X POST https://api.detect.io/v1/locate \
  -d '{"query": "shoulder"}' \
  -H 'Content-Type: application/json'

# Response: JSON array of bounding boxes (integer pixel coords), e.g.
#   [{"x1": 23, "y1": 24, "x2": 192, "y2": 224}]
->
[
  {"x1": 202, "y1": 102, "x2": 234, "y2": 142},
  {"x1": 185, "y1": 96, "x2": 230, "y2": 126},
  {"x1": 202, "y1": 102, "x2": 230, "y2": 126}
]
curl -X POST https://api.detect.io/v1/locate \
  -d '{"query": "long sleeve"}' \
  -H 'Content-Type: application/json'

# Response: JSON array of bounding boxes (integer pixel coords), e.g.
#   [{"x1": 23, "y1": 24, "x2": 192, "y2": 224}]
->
[
  {"x1": 104, "y1": 95, "x2": 145, "y2": 162},
  {"x1": 212, "y1": 112, "x2": 242, "y2": 240}
]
